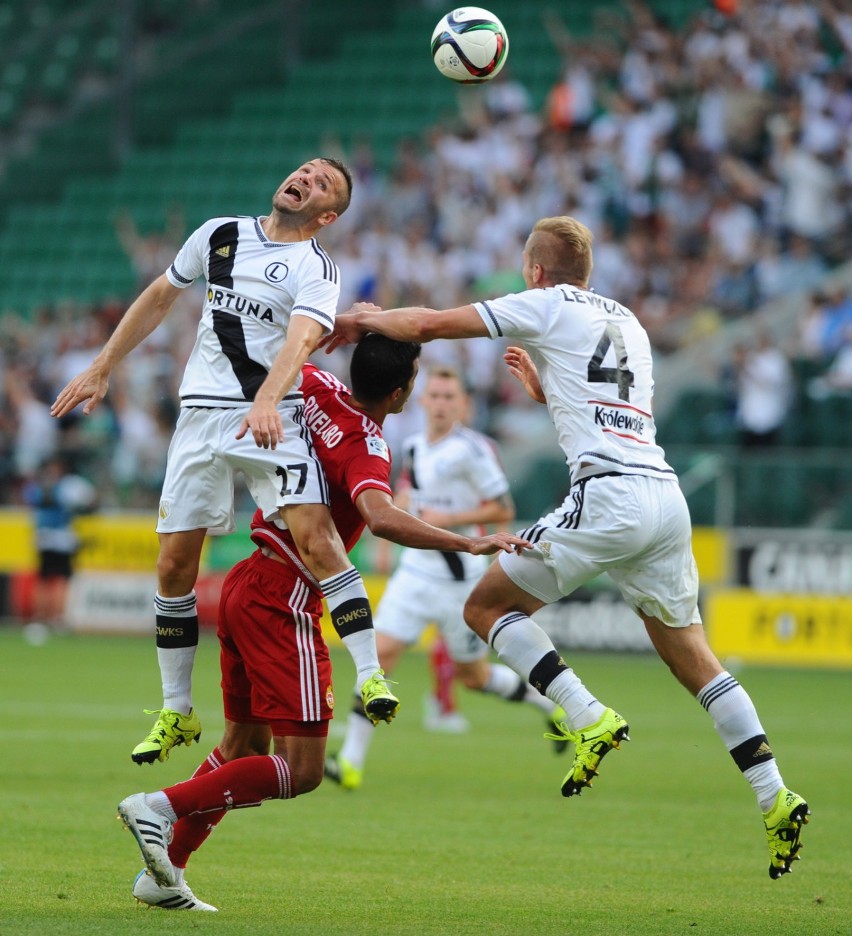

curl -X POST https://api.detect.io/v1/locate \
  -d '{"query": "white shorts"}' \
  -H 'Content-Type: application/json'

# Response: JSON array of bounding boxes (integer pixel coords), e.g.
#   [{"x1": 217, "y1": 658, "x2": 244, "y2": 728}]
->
[
  {"x1": 500, "y1": 473, "x2": 701, "y2": 628},
  {"x1": 157, "y1": 404, "x2": 329, "y2": 535},
  {"x1": 374, "y1": 565, "x2": 488, "y2": 663}
]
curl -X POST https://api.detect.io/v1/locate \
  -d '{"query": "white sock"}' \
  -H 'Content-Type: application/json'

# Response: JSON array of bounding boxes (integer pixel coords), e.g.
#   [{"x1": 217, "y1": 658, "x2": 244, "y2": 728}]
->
[
  {"x1": 548, "y1": 670, "x2": 606, "y2": 729},
  {"x1": 483, "y1": 662, "x2": 524, "y2": 697},
  {"x1": 340, "y1": 630, "x2": 380, "y2": 690},
  {"x1": 521, "y1": 684, "x2": 558, "y2": 715},
  {"x1": 320, "y1": 568, "x2": 377, "y2": 689},
  {"x1": 339, "y1": 707, "x2": 375, "y2": 770},
  {"x1": 155, "y1": 592, "x2": 198, "y2": 714},
  {"x1": 173, "y1": 867, "x2": 185, "y2": 886},
  {"x1": 483, "y1": 663, "x2": 554, "y2": 714},
  {"x1": 145, "y1": 791, "x2": 178, "y2": 823},
  {"x1": 697, "y1": 672, "x2": 784, "y2": 811},
  {"x1": 488, "y1": 613, "x2": 604, "y2": 729}
]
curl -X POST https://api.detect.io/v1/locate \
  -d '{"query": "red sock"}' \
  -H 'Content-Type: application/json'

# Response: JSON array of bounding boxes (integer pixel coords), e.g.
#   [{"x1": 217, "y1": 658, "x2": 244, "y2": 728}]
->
[
  {"x1": 430, "y1": 638, "x2": 458, "y2": 715},
  {"x1": 165, "y1": 754, "x2": 292, "y2": 818},
  {"x1": 169, "y1": 747, "x2": 227, "y2": 868}
]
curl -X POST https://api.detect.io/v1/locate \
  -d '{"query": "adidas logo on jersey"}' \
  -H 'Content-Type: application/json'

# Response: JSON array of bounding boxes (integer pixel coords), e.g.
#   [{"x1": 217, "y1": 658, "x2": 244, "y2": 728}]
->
[{"x1": 215, "y1": 245, "x2": 231, "y2": 258}]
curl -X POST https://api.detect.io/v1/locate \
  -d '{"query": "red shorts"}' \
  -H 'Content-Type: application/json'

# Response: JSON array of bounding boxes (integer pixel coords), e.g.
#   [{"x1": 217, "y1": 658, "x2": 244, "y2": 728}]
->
[{"x1": 218, "y1": 551, "x2": 334, "y2": 737}]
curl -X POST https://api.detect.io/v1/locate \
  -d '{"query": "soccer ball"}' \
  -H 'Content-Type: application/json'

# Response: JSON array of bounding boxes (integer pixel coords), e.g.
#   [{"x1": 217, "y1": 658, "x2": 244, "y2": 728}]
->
[{"x1": 430, "y1": 7, "x2": 509, "y2": 84}]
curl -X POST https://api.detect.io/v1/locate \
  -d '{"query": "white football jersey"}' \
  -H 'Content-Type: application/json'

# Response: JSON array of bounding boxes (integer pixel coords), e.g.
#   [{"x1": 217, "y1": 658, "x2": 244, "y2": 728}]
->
[
  {"x1": 397, "y1": 425, "x2": 510, "y2": 582},
  {"x1": 166, "y1": 216, "x2": 340, "y2": 408},
  {"x1": 475, "y1": 286, "x2": 674, "y2": 479}
]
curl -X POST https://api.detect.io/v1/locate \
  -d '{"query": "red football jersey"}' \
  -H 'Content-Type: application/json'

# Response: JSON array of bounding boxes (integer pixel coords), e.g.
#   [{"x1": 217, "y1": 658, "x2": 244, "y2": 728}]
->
[{"x1": 250, "y1": 364, "x2": 393, "y2": 587}]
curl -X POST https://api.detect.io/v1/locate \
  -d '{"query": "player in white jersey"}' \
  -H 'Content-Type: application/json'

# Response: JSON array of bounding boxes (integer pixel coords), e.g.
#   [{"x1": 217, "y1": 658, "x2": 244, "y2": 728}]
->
[
  {"x1": 326, "y1": 367, "x2": 565, "y2": 791},
  {"x1": 51, "y1": 157, "x2": 400, "y2": 765},
  {"x1": 323, "y1": 216, "x2": 809, "y2": 879}
]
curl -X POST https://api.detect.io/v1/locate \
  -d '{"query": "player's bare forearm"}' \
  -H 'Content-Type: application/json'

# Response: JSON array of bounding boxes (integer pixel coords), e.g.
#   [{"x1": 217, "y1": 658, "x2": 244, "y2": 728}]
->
[
  {"x1": 324, "y1": 304, "x2": 488, "y2": 352},
  {"x1": 238, "y1": 316, "x2": 324, "y2": 449},
  {"x1": 358, "y1": 493, "x2": 528, "y2": 554},
  {"x1": 255, "y1": 321, "x2": 321, "y2": 405},
  {"x1": 51, "y1": 275, "x2": 178, "y2": 417}
]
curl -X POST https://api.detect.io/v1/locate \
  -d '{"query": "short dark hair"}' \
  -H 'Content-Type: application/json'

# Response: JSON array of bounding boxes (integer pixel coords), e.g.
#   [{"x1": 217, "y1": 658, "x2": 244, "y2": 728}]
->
[
  {"x1": 349, "y1": 333, "x2": 421, "y2": 404},
  {"x1": 319, "y1": 156, "x2": 353, "y2": 215}
]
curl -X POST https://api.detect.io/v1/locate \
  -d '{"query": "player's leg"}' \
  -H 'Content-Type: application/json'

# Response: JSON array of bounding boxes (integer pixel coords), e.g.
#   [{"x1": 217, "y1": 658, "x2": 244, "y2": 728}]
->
[
  {"x1": 453, "y1": 655, "x2": 567, "y2": 748},
  {"x1": 132, "y1": 719, "x2": 270, "y2": 911},
  {"x1": 423, "y1": 636, "x2": 470, "y2": 733},
  {"x1": 122, "y1": 554, "x2": 334, "y2": 906},
  {"x1": 135, "y1": 408, "x2": 237, "y2": 765},
  {"x1": 240, "y1": 413, "x2": 395, "y2": 719},
  {"x1": 619, "y1": 476, "x2": 808, "y2": 877},
  {"x1": 130, "y1": 528, "x2": 206, "y2": 766},
  {"x1": 439, "y1": 587, "x2": 564, "y2": 731},
  {"x1": 326, "y1": 629, "x2": 409, "y2": 790},
  {"x1": 281, "y1": 501, "x2": 397, "y2": 721},
  {"x1": 643, "y1": 615, "x2": 809, "y2": 878},
  {"x1": 465, "y1": 552, "x2": 629, "y2": 796}
]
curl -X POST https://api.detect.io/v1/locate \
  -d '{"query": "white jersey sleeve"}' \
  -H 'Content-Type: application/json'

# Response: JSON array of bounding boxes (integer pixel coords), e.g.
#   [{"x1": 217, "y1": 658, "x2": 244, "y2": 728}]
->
[
  {"x1": 289, "y1": 240, "x2": 340, "y2": 336},
  {"x1": 475, "y1": 287, "x2": 674, "y2": 480},
  {"x1": 166, "y1": 218, "x2": 224, "y2": 288}
]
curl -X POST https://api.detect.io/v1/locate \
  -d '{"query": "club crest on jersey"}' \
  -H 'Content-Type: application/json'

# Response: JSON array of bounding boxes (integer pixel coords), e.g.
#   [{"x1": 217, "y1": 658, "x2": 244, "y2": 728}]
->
[
  {"x1": 207, "y1": 287, "x2": 274, "y2": 322},
  {"x1": 264, "y1": 261, "x2": 289, "y2": 283},
  {"x1": 326, "y1": 684, "x2": 335, "y2": 710},
  {"x1": 366, "y1": 435, "x2": 389, "y2": 461},
  {"x1": 158, "y1": 500, "x2": 170, "y2": 520}
]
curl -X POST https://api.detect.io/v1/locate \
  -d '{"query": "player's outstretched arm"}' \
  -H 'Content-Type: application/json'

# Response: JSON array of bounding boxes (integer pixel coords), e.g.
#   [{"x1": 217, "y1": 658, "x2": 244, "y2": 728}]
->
[
  {"x1": 418, "y1": 492, "x2": 515, "y2": 530},
  {"x1": 51, "y1": 274, "x2": 181, "y2": 418},
  {"x1": 356, "y1": 489, "x2": 529, "y2": 554},
  {"x1": 323, "y1": 304, "x2": 489, "y2": 353}
]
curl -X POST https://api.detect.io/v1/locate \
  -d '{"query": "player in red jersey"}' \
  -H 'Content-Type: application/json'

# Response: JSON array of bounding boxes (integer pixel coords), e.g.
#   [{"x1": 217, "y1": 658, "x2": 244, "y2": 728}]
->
[{"x1": 116, "y1": 334, "x2": 530, "y2": 910}]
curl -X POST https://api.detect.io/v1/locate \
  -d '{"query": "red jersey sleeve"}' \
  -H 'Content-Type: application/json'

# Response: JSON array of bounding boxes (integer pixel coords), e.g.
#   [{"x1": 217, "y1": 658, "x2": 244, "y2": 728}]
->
[{"x1": 301, "y1": 367, "x2": 393, "y2": 504}]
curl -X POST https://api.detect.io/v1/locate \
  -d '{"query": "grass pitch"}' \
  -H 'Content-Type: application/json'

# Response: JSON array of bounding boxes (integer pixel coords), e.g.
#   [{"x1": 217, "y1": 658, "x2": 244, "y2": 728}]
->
[{"x1": 0, "y1": 628, "x2": 848, "y2": 935}]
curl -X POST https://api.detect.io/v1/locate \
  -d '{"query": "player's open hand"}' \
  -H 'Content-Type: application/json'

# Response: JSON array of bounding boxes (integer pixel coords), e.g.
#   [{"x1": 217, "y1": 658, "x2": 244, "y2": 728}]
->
[
  {"x1": 237, "y1": 400, "x2": 286, "y2": 449},
  {"x1": 50, "y1": 367, "x2": 110, "y2": 418},
  {"x1": 504, "y1": 346, "x2": 546, "y2": 404},
  {"x1": 468, "y1": 531, "x2": 532, "y2": 556}
]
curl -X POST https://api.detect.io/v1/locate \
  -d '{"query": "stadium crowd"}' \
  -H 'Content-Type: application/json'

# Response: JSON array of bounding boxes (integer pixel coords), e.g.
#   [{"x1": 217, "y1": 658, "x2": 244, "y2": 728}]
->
[{"x1": 0, "y1": 0, "x2": 850, "y2": 510}]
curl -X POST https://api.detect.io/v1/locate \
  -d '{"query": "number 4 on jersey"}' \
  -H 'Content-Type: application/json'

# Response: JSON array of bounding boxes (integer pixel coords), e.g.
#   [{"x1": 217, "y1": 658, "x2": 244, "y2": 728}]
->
[{"x1": 587, "y1": 324, "x2": 635, "y2": 402}]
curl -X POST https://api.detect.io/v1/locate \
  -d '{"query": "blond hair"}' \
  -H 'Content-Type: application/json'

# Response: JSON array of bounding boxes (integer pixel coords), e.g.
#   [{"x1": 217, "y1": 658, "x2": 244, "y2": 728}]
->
[
  {"x1": 427, "y1": 365, "x2": 468, "y2": 391},
  {"x1": 529, "y1": 216, "x2": 594, "y2": 286}
]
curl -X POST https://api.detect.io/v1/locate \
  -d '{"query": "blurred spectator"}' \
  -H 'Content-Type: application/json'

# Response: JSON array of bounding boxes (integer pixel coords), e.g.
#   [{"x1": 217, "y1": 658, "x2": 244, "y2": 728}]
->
[
  {"x1": 114, "y1": 205, "x2": 185, "y2": 291},
  {"x1": 733, "y1": 332, "x2": 794, "y2": 446},
  {"x1": 755, "y1": 234, "x2": 828, "y2": 302},
  {"x1": 23, "y1": 454, "x2": 97, "y2": 628},
  {"x1": 4, "y1": 366, "x2": 58, "y2": 480}
]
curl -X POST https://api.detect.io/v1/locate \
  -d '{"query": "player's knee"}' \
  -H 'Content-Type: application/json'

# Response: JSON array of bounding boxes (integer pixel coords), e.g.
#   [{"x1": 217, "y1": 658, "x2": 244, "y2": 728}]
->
[
  {"x1": 456, "y1": 664, "x2": 486, "y2": 691},
  {"x1": 156, "y1": 551, "x2": 198, "y2": 593},
  {"x1": 218, "y1": 738, "x2": 268, "y2": 761},
  {"x1": 292, "y1": 762, "x2": 324, "y2": 795},
  {"x1": 292, "y1": 524, "x2": 342, "y2": 569},
  {"x1": 463, "y1": 595, "x2": 489, "y2": 640}
]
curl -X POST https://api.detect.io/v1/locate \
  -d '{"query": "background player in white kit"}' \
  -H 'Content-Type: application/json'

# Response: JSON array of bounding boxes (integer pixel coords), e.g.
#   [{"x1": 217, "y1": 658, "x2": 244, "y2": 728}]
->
[
  {"x1": 51, "y1": 157, "x2": 399, "y2": 765},
  {"x1": 324, "y1": 216, "x2": 809, "y2": 879},
  {"x1": 326, "y1": 366, "x2": 565, "y2": 790}
]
